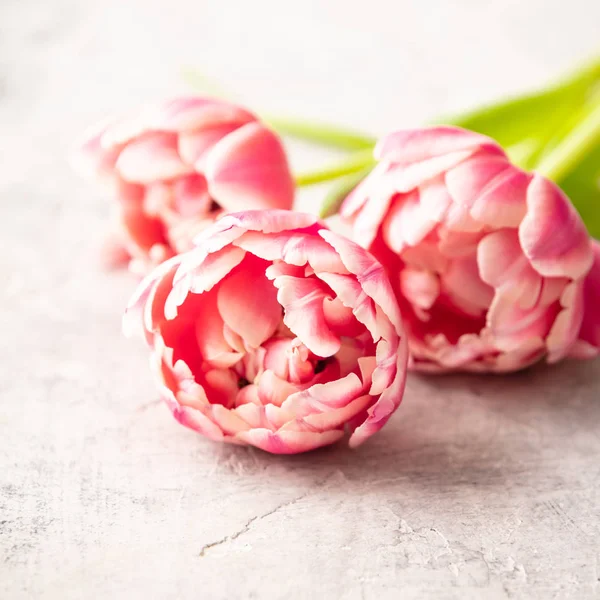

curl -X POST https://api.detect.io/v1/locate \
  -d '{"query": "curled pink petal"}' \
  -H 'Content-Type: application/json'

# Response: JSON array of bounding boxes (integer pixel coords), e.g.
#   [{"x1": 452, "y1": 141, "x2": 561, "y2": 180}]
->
[
  {"x1": 519, "y1": 175, "x2": 592, "y2": 279},
  {"x1": 205, "y1": 122, "x2": 295, "y2": 212},
  {"x1": 217, "y1": 257, "x2": 280, "y2": 349},
  {"x1": 233, "y1": 230, "x2": 348, "y2": 274},
  {"x1": 274, "y1": 275, "x2": 341, "y2": 357}
]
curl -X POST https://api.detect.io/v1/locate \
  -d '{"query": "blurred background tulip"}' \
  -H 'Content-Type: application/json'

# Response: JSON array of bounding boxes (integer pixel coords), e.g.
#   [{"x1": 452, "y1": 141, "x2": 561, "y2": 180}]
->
[{"x1": 72, "y1": 97, "x2": 294, "y2": 274}]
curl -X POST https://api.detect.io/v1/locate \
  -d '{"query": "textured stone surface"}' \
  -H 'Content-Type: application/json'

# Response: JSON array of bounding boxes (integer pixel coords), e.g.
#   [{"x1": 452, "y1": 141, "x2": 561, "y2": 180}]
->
[{"x1": 1, "y1": 1, "x2": 600, "y2": 598}]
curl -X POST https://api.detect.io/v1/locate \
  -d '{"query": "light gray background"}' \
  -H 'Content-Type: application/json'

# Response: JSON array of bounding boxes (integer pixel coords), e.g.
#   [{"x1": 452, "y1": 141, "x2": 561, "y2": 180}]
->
[{"x1": 1, "y1": 1, "x2": 600, "y2": 599}]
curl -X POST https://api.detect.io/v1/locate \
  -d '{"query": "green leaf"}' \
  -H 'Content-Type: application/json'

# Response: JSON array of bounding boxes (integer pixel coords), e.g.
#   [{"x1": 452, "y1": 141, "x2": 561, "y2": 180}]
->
[
  {"x1": 440, "y1": 58, "x2": 600, "y2": 158},
  {"x1": 560, "y1": 143, "x2": 600, "y2": 239},
  {"x1": 294, "y1": 149, "x2": 376, "y2": 186},
  {"x1": 266, "y1": 118, "x2": 377, "y2": 152}
]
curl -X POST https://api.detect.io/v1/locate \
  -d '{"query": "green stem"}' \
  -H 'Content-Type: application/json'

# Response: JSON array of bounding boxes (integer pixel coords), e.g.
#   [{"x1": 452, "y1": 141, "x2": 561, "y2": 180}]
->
[
  {"x1": 441, "y1": 56, "x2": 600, "y2": 129},
  {"x1": 536, "y1": 101, "x2": 600, "y2": 182},
  {"x1": 266, "y1": 117, "x2": 376, "y2": 151},
  {"x1": 294, "y1": 149, "x2": 376, "y2": 186},
  {"x1": 319, "y1": 166, "x2": 375, "y2": 218}
]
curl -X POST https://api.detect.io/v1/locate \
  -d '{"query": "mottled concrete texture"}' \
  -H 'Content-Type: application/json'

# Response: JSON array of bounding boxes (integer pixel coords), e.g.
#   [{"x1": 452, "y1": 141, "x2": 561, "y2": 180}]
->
[{"x1": 1, "y1": 1, "x2": 600, "y2": 598}]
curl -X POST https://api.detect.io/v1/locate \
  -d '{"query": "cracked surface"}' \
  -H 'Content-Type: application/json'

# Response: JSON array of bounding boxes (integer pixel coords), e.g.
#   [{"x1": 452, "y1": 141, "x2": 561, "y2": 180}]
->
[
  {"x1": 198, "y1": 489, "x2": 315, "y2": 557},
  {"x1": 1, "y1": 1, "x2": 600, "y2": 599}
]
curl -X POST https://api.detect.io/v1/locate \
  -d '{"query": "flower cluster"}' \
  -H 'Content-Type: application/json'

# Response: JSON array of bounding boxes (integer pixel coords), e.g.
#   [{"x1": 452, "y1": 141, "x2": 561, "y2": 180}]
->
[{"x1": 75, "y1": 95, "x2": 599, "y2": 454}]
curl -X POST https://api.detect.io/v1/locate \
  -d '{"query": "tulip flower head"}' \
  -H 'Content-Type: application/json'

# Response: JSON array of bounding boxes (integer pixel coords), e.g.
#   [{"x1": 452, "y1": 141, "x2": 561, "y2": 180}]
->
[
  {"x1": 341, "y1": 126, "x2": 599, "y2": 372},
  {"x1": 73, "y1": 97, "x2": 294, "y2": 274},
  {"x1": 124, "y1": 210, "x2": 408, "y2": 453}
]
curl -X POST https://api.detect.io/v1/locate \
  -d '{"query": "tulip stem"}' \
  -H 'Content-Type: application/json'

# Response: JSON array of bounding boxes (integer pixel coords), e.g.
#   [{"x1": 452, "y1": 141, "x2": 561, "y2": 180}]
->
[
  {"x1": 294, "y1": 149, "x2": 376, "y2": 186},
  {"x1": 536, "y1": 100, "x2": 600, "y2": 183},
  {"x1": 318, "y1": 166, "x2": 375, "y2": 218},
  {"x1": 266, "y1": 117, "x2": 377, "y2": 152}
]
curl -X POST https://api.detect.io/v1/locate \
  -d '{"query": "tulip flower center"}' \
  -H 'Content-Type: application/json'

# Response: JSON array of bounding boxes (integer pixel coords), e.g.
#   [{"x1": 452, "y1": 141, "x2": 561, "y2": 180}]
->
[{"x1": 164, "y1": 253, "x2": 374, "y2": 410}]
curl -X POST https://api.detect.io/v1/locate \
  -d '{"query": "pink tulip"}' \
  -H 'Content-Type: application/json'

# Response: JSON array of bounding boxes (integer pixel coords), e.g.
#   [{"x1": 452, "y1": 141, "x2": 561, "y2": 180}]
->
[
  {"x1": 124, "y1": 210, "x2": 408, "y2": 453},
  {"x1": 72, "y1": 97, "x2": 294, "y2": 274},
  {"x1": 341, "y1": 126, "x2": 598, "y2": 372}
]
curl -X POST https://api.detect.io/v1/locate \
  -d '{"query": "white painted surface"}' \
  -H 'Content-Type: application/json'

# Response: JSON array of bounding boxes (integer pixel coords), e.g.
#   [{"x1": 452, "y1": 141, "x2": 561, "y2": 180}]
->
[{"x1": 1, "y1": 1, "x2": 599, "y2": 598}]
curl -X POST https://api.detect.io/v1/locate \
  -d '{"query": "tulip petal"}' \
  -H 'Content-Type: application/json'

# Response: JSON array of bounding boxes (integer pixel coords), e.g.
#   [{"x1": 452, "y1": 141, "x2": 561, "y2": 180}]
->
[
  {"x1": 205, "y1": 122, "x2": 294, "y2": 211},
  {"x1": 575, "y1": 241, "x2": 600, "y2": 355},
  {"x1": 399, "y1": 267, "x2": 440, "y2": 312},
  {"x1": 234, "y1": 230, "x2": 348, "y2": 274},
  {"x1": 470, "y1": 169, "x2": 530, "y2": 228},
  {"x1": 376, "y1": 126, "x2": 498, "y2": 163},
  {"x1": 445, "y1": 155, "x2": 510, "y2": 208},
  {"x1": 235, "y1": 428, "x2": 344, "y2": 454},
  {"x1": 282, "y1": 394, "x2": 373, "y2": 433},
  {"x1": 209, "y1": 209, "x2": 317, "y2": 237},
  {"x1": 392, "y1": 150, "x2": 476, "y2": 193},
  {"x1": 195, "y1": 290, "x2": 243, "y2": 368},
  {"x1": 319, "y1": 229, "x2": 404, "y2": 334},
  {"x1": 71, "y1": 121, "x2": 121, "y2": 179},
  {"x1": 184, "y1": 245, "x2": 246, "y2": 295},
  {"x1": 257, "y1": 370, "x2": 300, "y2": 407},
  {"x1": 172, "y1": 405, "x2": 225, "y2": 441},
  {"x1": 546, "y1": 280, "x2": 585, "y2": 362},
  {"x1": 370, "y1": 338, "x2": 398, "y2": 395},
  {"x1": 418, "y1": 177, "x2": 453, "y2": 221},
  {"x1": 265, "y1": 261, "x2": 306, "y2": 280},
  {"x1": 402, "y1": 241, "x2": 449, "y2": 273},
  {"x1": 172, "y1": 174, "x2": 213, "y2": 217},
  {"x1": 437, "y1": 226, "x2": 485, "y2": 258},
  {"x1": 116, "y1": 179, "x2": 169, "y2": 252},
  {"x1": 519, "y1": 174, "x2": 593, "y2": 279},
  {"x1": 317, "y1": 272, "x2": 378, "y2": 340},
  {"x1": 477, "y1": 230, "x2": 542, "y2": 309},
  {"x1": 217, "y1": 257, "x2": 280, "y2": 349},
  {"x1": 340, "y1": 161, "x2": 388, "y2": 218},
  {"x1": 177, "y1": 124, "x2": 240, "y2": 167},
  {"x1": 149, "y1": 97, "x2": 255, "y2": 132},
  {"x1": 487, "y1": 288, "x2": 558, "y2": 352},
  {"x1": 349, "y1": 338, "x2": 408, "y2": 447},
  {"x1": 323, "y1": 296, "x2": 364, "y2": 337},
  {"x1": 282, "y1": 373, "x2": 364, "y2": 416},
  {"x1": 116, "y1": 132, "x2": 193, "y2": 184},
  {"x1": 208, "y1": 404, "x2": 252, "y2": 435},
  {"x1": 274, "y1": 275, "x2": 341, "y2": 357},
  {"x1": 441, "y1": 256, "x2": 495, "y2": 317},
  {"x1": 382, "y1": 190, "x2": 436, "y2": 252},
  {"x1": 123, "y1": 255, "x2": 181, "y2": 338}
]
